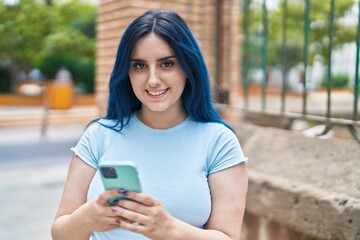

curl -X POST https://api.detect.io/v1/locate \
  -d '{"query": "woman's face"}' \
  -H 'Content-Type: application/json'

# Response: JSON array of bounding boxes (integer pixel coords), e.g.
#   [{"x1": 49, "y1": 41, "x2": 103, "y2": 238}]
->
[{"x1": 129, "y1": 33, "x2": 186, "y2": 117}]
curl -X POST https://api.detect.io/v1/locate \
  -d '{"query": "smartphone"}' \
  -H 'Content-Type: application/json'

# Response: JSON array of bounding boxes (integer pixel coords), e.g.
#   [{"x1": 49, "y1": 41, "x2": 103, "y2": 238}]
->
[{"x1": 99, "y1": 161, "x2": 142, "y2": 206}]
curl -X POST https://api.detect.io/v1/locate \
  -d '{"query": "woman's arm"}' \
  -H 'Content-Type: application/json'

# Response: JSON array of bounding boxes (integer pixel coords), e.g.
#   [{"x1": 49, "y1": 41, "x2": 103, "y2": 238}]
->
[
  {"x1": 171, "y1": 163, "x2": 248, "y2": 240},
  {"x1": 51, "y1": 155, "x2": 127, "y2": 240},
  {"x1": 205, "y1": 163, "x2": 248, "y2": 239},
  {"x1": 51, "y1": 155, "x2": 95, "y2": 240},
  {"x1": 114, "y1": 163, "x2": 248, "y2": 240}
]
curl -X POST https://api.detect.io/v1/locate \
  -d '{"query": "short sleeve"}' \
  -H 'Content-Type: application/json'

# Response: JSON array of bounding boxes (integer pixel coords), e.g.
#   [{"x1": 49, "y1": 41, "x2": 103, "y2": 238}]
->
[
  {"x1": 71, "y1": 122, "x2": 104, "y2": 169},
  {"x1": 207, "y1": 126, "x2": 247, "y2": 175}
]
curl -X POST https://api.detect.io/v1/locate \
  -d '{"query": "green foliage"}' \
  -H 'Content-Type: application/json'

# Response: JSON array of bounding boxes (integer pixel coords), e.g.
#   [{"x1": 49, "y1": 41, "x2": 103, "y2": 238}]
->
[
  {"x1": 74, "y1": 60, "x2": 95, "y2": 94},
  {"x1": 0, "y1": 0, "x2": 96, "y2": 93},
  {"x1": 41, "y1": 28, "x2": 95, "y2": 59},
  {"x1": 36, "y1": 53, "x2": 95, "y2": 94},
  {"x1": 0, "y1": 0, "x2": 56, "y2": 70},
  {"x1": 321, "y1": 73, "x2": 349, "y2": 88},
  {"x1": 55, "y1": 0, "x2": 96, "y2": 38},
  {"x1": 36, "y1": 27, "x2": 95, "y2": 93},
  {"x1": 37, "y1": 53, "x2": 78, "y2": 80},
  {"x1": 242, "y1": 0, "x2": 356, "y2": 72},
  {"x1": 308, "y1": 0, "x2": 356, "y2": 65}
]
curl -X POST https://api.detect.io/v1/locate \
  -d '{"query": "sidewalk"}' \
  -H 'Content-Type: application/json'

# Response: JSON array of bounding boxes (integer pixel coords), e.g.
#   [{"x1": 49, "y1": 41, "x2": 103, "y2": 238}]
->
[
  {"x1": 0, "y1": 105, "x2": 100, "y2": 128},
  {"x1": 0, "y1": 124, "x2": 86, "y2": 240}
]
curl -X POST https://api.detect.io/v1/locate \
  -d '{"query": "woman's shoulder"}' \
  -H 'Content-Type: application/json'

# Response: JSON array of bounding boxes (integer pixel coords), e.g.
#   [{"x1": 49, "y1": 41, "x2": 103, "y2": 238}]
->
[
  {"x1": 189, "y1": 119, "x2": 235, "y2": 137},
  {"x1": 84, "y1": 118, "x2": 122, "y2": 135},
  {"x1": 190, "y1": 119, "x2": 231, "y2": 130}
]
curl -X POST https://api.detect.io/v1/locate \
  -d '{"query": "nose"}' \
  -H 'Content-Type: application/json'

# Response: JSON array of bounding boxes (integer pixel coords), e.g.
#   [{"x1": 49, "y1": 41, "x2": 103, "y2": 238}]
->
[{"x1": 148, "y1": 66, "x2": 160, "y2": 86}]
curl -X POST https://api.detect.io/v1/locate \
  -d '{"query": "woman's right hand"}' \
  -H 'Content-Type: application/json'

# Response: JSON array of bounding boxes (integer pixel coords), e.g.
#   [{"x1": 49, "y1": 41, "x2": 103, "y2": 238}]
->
[
  {"x1": 82, "y1": 188, "x2": 127, "y2": 232},
  {"x1": 53, "y1": 156, "x2": 126, "y2": 240}
]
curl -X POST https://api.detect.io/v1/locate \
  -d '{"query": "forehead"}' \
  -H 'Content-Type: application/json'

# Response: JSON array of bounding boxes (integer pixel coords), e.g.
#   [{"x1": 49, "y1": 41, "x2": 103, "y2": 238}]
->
[{"x1": 131, "y1": 33, "x2": 174, "y2": 58}]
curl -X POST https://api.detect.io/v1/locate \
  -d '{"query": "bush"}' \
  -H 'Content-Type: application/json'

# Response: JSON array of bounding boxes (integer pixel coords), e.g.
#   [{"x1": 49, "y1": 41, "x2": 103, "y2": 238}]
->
[
  {"x1": 36, "y1": 53, "x2": 94, "y2": 93},
  {"x1": 74, "y1": 60, "x2": 95, "y2": 94},
  {"x1": 321, "y1": 74, "x2": 349, "y2": 89}
]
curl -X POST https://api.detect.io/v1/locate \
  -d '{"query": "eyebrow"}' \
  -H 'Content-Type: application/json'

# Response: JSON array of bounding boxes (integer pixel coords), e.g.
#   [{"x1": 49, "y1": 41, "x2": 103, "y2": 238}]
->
[{"x1": 130, "y1": 55, "x2": 176, "y2": 62}]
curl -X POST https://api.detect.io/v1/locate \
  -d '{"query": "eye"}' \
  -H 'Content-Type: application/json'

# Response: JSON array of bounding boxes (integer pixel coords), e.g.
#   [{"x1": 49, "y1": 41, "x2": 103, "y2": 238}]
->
[
  {"x1": 132, "y1": 62, "x2": 147, "y2": 70},
  {"x1": 161, "y1": 61, "x2": 175, "y2": 69}
]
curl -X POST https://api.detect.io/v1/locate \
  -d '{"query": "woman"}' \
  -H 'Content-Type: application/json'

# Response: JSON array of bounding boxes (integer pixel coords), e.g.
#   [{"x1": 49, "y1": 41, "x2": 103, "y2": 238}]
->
[{"x1": 51, "y1": 9, "x2": 248, "y2": 240}]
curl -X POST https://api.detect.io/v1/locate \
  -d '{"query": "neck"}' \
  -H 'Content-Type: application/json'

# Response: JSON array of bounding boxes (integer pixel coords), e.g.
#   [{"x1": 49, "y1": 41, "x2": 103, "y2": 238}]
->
[{"x1": 137, "y1": 108, "x2": 188, "y2": 129}]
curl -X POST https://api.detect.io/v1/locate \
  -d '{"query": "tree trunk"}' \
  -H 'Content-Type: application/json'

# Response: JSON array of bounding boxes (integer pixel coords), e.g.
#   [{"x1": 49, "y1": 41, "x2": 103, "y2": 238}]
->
[{"x1": 9, "y1": 59, "x2": 21, "y2": 93}]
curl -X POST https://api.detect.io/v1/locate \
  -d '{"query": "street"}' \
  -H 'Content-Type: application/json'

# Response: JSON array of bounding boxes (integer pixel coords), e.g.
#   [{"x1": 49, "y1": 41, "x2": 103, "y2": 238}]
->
[{"x1": 0, "y1": 125, "x2": 86, "y2": 240}]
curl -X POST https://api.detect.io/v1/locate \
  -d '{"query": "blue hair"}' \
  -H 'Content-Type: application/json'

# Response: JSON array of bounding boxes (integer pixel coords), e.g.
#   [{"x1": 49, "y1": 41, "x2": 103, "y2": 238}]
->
[{"x1": 103, "y1": 9, "x2": 232, "y2": 131}]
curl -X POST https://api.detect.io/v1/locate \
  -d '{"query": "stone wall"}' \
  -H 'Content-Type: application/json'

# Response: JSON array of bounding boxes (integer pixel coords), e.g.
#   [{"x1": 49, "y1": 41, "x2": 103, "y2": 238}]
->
[
  {"x1": 96, "y1": 0, "x2": 240, "y2": 115},
  {"x1": 232, "y1": 121, "x2": 360, "y2": 240}
]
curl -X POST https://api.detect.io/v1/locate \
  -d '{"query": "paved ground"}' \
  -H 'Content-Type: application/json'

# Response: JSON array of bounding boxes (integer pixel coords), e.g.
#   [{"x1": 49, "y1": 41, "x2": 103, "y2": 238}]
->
[{"x1": 0, "y1": 124, "x2": 86, "y2": 240}]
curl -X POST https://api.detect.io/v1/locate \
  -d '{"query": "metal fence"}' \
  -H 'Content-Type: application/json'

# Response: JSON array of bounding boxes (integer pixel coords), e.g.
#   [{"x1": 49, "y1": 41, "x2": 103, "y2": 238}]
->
[{"x1": 240, "y1": 0, "x2": 360, "y2": 142}]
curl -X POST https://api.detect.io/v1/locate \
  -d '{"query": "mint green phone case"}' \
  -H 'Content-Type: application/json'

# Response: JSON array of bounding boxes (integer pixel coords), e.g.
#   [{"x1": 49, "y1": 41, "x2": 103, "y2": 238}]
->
[{"x1": 99, "y1": 161, "x2": 142, "y2": 206}]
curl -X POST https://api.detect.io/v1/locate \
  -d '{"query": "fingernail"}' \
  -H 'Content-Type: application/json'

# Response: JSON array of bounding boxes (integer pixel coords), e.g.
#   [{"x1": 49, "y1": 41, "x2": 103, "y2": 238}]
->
[
  {"x1": 117, "y1": 219, "x2": 121, "y2": 224},
  {"x1": 117, "y1": 188, "x2": 129, "y2": 195},
  {"x1": 111, "y1": 207, "x2": 118, "y2": 212}
]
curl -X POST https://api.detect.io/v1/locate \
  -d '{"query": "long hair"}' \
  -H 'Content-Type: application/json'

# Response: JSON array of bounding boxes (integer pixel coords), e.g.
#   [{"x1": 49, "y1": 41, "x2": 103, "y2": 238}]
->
[{"x1": 104, "y1": 9, "x2": 232, "y2": 131}]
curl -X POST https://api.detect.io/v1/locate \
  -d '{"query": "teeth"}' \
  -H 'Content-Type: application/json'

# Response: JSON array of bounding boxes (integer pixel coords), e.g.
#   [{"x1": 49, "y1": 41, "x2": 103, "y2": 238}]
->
[{"x1": 147, "y1": 89, "x2": 167, "y2": 96}]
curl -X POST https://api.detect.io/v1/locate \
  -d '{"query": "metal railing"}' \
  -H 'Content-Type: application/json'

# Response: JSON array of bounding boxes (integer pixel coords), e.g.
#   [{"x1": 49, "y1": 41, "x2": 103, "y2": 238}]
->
[{"x1": 239, "y1": 0, "x2": 360, "y2": 142}]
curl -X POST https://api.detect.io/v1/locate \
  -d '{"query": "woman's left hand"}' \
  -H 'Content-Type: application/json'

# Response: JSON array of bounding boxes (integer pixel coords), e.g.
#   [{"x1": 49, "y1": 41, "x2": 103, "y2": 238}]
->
[{"x1": 112, "y1": 191, "x2": 177, "y2": 240}]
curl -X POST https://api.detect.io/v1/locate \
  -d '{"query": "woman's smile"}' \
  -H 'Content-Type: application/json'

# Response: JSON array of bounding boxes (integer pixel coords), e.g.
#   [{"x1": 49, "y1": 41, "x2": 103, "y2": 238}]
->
[{"x1": 145, "y1": 88, "x2": 169, "y2": 98}]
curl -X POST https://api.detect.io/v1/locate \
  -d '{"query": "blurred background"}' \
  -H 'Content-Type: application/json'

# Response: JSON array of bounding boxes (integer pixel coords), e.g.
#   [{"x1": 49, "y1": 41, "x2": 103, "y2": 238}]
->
[{"x1": 0, "y1": 0, "x2": 359, "y2": 240}]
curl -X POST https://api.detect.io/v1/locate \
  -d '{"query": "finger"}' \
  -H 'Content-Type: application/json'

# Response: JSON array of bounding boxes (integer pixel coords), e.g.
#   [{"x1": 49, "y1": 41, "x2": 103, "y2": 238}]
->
[
  {"x1": 124, "y1": 192, "x2": 157, "y2": 207},
  {"x1": 112, "y1": 204, "x2": 148, "y2": 225},
  {"x1": 97, "y1": 188, "x2": 129, "y2": 205},
  {"x1": 117, "y1": 218, "x2": 147, "y2": 234},
  {"x1": 98, "y1": 215, "x2": 125, "y2": 230},
  {"x1": 111, "y1": 215, "x2": 133, "y2": 225},
  {"x1": 117, "y1": 199, "x2": 146, "y2": 215},
  {"x1": 111, "y1": 206, "x2": 133, "y2": 218},
  {"x1": 109, "y1": 208, "x2": 134, "y2": 225}
]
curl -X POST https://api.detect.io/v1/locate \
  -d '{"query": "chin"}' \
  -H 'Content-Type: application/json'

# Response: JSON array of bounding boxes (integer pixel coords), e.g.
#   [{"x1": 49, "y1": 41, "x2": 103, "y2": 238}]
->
[
  {"x1": 142, "y1": 103, "x2": 168, "y2": 112},
  {"x1": 148, "y1": 107, "x2": 169, "y2": 113},
  {"x1": 143, "y1": 101, "x2": 181, "y2": 114}
]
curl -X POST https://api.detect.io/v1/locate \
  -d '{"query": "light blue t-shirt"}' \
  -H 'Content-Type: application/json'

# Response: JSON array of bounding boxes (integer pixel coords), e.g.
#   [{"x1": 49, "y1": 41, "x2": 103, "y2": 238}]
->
[{"x1": 71, "y1": 114, "x2": 247, "y2": 240}]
